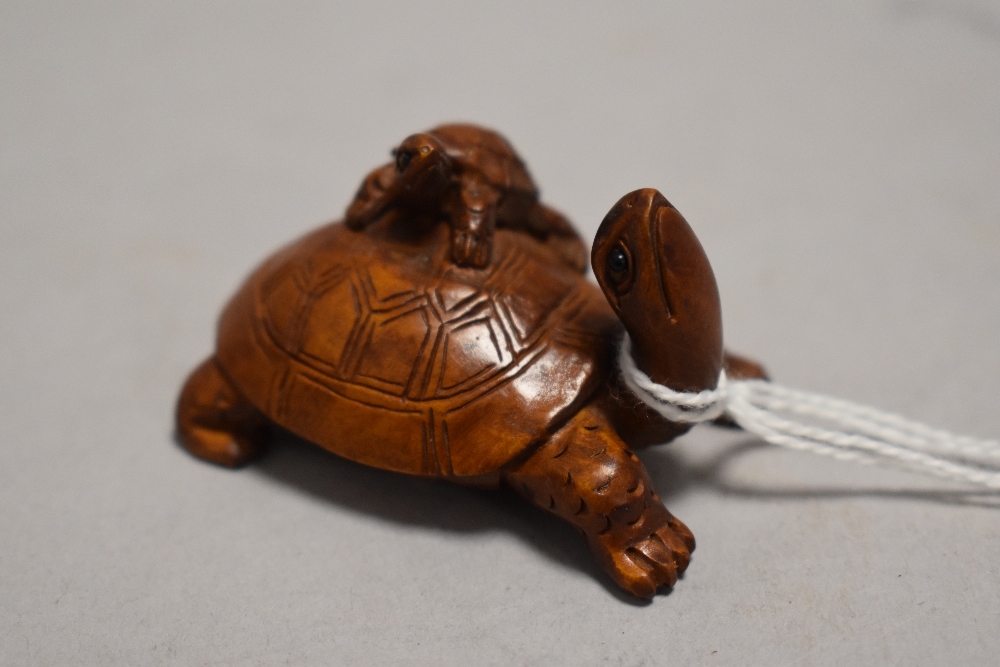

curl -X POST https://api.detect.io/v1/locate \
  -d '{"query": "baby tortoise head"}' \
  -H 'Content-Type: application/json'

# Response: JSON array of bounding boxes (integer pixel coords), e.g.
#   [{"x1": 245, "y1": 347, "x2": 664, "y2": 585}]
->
[{"x1": 391, "y1": 133, "x2": 454, "y2": 203}]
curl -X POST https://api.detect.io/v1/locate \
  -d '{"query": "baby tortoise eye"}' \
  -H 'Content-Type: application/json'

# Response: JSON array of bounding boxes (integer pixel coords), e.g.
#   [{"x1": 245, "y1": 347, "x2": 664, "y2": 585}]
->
[
  {"x1": 607, "y1": 245, "x2": 629, "y2": 274},
  {"x1": 396, "y1": 150, "x2": 412, "y2": 171}
]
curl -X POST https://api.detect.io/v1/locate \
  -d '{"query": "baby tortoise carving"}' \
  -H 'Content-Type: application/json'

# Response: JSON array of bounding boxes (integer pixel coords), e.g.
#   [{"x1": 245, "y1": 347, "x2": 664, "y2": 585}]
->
[
  {"x1": 345, "y1": 123, "x2": 587, "y2": 271},
  {"x1": 177, "y1": 130, "x2": 766, "y2": 598}
]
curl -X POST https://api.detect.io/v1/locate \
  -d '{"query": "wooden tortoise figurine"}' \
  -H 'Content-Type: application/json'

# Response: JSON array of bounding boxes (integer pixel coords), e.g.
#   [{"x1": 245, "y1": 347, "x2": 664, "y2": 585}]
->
[
  {"x1": 344, "y1": 123, "x2": 587, "y2": 271},
  {"x1": 177, "y1": 127, "x2": 766, "y2": 598}
]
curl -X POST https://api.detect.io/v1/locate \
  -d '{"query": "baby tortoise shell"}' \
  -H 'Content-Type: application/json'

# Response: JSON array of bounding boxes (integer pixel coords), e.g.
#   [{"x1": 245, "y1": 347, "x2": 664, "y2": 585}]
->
[{"x1": 345, "y1": 123, "x2": 587, "y2": 271}]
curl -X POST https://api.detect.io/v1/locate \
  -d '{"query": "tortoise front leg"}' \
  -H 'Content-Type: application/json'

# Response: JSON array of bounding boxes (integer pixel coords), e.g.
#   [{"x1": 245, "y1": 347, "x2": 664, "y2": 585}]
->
[
  {"x1": 504, "y1": 405, "x2": 694, "y2": 598},
  {"x1": 345, "y1": 163, "x2": 398, "y2": 230},
  {"x1": 448, "y1": 172, "x2": 501, "y2": 268}
]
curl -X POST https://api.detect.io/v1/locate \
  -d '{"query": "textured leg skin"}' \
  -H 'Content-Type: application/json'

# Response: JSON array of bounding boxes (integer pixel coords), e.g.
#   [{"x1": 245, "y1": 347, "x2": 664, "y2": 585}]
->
[
  {"x1": 504, "y1": 406, "x2": 694, "y2": 598},
  {"x1": 176, "y1": 356, "x2": 269, "y2": 468}
]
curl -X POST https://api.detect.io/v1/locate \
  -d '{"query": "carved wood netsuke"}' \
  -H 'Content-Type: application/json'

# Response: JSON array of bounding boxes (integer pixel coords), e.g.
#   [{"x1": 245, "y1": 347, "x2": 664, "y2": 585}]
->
[{"x1": 177, "y1": 123, "x2": 767, "y2": 599}]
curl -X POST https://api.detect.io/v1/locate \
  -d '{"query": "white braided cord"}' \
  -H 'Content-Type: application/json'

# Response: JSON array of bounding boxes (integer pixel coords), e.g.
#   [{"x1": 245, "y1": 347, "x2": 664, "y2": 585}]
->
[
  {"x1": 618, "y1": 334, "x2": 1000, "y2": 490},
  {"x1": 618, "y1": 336, "x2": 730, "y2": 422}
]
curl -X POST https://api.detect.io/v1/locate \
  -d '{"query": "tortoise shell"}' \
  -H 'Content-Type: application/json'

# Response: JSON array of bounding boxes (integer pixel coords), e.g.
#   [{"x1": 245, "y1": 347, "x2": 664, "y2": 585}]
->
[
  {"x1": 424, "y1": 123, "x2": 537, "y2": 198},
  {"x1": 216, "y1": 218, "x2": 620, "y2": 478}
]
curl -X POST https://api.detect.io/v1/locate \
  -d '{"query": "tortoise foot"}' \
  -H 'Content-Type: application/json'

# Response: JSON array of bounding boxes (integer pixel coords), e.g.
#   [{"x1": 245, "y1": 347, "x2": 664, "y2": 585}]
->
[
  {"x1": 450, "y1": 229, "x2": 493, "y2": 268},
  {"x1": 589, "y1": 506, "x2": 694, "y2": 599},
  {"x1": 505, "y1": 404, "x2": 694, "y2": 598},
  {"x1": 176, "y1": 356, "x2": 269, "y2": 468},
  {"x1": 723, "y1": 351, "x2": 769, "y2": 382}
]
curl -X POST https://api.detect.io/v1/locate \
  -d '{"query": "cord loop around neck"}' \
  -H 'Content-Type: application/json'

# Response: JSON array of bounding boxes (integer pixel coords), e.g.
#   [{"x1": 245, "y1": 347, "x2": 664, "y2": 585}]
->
[{"x1": 617, "y1": 333, "x2": 1000, "y2": 490}]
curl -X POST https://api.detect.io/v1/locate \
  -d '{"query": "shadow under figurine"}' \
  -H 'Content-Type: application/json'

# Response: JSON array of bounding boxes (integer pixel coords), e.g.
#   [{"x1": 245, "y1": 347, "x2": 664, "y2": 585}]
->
[{"x1": 176, "y1": 124, "x2": 767, "y2": 599}]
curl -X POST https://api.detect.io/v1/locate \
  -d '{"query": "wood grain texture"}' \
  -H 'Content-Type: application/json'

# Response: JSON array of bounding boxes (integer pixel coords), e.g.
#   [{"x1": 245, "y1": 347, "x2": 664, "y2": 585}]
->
[{"x1": 176, "y1": 127, "x2": 766, "y2": 598}]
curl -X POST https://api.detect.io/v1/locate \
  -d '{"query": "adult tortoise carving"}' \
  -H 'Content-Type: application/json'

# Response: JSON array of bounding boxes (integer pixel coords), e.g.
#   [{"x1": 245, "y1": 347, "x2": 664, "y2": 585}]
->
[{"x1": 177, "y1": 126, "x2": 766, "y2": 599}]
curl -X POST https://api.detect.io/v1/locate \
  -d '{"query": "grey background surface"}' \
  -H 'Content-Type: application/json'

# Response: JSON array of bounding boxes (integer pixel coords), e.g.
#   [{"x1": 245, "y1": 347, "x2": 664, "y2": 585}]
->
[{"x1": 2, "y1": 2, "x2": 999, "y2": 665}]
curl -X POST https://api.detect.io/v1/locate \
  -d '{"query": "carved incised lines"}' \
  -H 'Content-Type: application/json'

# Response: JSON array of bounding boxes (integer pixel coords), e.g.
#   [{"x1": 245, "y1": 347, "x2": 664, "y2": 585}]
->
[{"x1": 257, "y1": 248, "x2": 585, "y2": 406}]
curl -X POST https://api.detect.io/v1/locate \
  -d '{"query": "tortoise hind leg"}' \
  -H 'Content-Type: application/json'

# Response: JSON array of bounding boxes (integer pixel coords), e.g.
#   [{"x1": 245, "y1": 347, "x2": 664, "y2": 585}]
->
[
  {"x1": 534, "y1": 204, "x2": 588, "y2": 273},
  {"x1": 503, "y1": 404, "x2": 694, "y2": 599},
  {"x1": 176, "y1": 356, "x2": 269, "y2": 468}
]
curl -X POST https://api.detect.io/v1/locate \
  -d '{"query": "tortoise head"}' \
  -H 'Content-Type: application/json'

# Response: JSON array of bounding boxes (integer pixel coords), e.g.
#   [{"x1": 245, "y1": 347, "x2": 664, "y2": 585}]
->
[
  {"x1": 392, "y1": 133, "x2": 455, "y2": 204},
  {"x1": 593, "y1": 188, "x2": 723, "y2": 393}
]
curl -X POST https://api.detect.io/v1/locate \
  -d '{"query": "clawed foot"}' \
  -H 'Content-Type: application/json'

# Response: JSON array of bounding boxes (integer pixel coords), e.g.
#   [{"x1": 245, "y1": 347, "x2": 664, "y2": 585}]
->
[
  {"x1": 590, "y1": 508, "x2": 695, "y2": 599},
  {"x1": 451, "y1": 230, "x2": 492, "y2": 268},
  {"x1": 504, "y1": 409, "x2": 697, "y2": 599}
]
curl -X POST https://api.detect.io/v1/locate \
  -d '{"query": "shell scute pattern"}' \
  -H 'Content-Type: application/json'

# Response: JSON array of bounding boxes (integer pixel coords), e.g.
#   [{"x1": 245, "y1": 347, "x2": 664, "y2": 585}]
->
[
  {"x1": 258, "y1": 231, "x2": 584, "y2": 403},
  {"x1": 431, "y1": 123, "x2": 535, "y2": 195},
  {"x1": 215, "y1": 223, "x2": 610, "y2": 477}
]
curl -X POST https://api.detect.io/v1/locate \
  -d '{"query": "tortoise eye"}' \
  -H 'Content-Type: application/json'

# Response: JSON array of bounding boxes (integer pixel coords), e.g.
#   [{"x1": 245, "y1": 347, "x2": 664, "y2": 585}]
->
[
  {"x1": 396, "y1": 151, "x2": 412, "y2": 171},
  {"x1": 603, "y1": 243, "x2": 635, "y2": 297},
  {"x1": 607, "y1": 246, "x2": 629, "y2": 274}
]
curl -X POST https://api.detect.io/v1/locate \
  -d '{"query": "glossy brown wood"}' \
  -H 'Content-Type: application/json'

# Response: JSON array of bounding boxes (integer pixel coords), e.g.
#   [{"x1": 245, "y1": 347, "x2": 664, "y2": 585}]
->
[
  {"x1": 345, "y1": 123, "x2": 587, "y2": 271},
  {"x1": 505, "y1": 402, "x2": 696, "y2": 598},
  {"x1": 592, "y1": 188, "x2": 724, "y2": 394},
  {"x1": 209, "y1": 220, "x2": 612, "y2": 478},
  {"x1": 176, "y1": 132, "x2": 767, "y2": 598}
]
